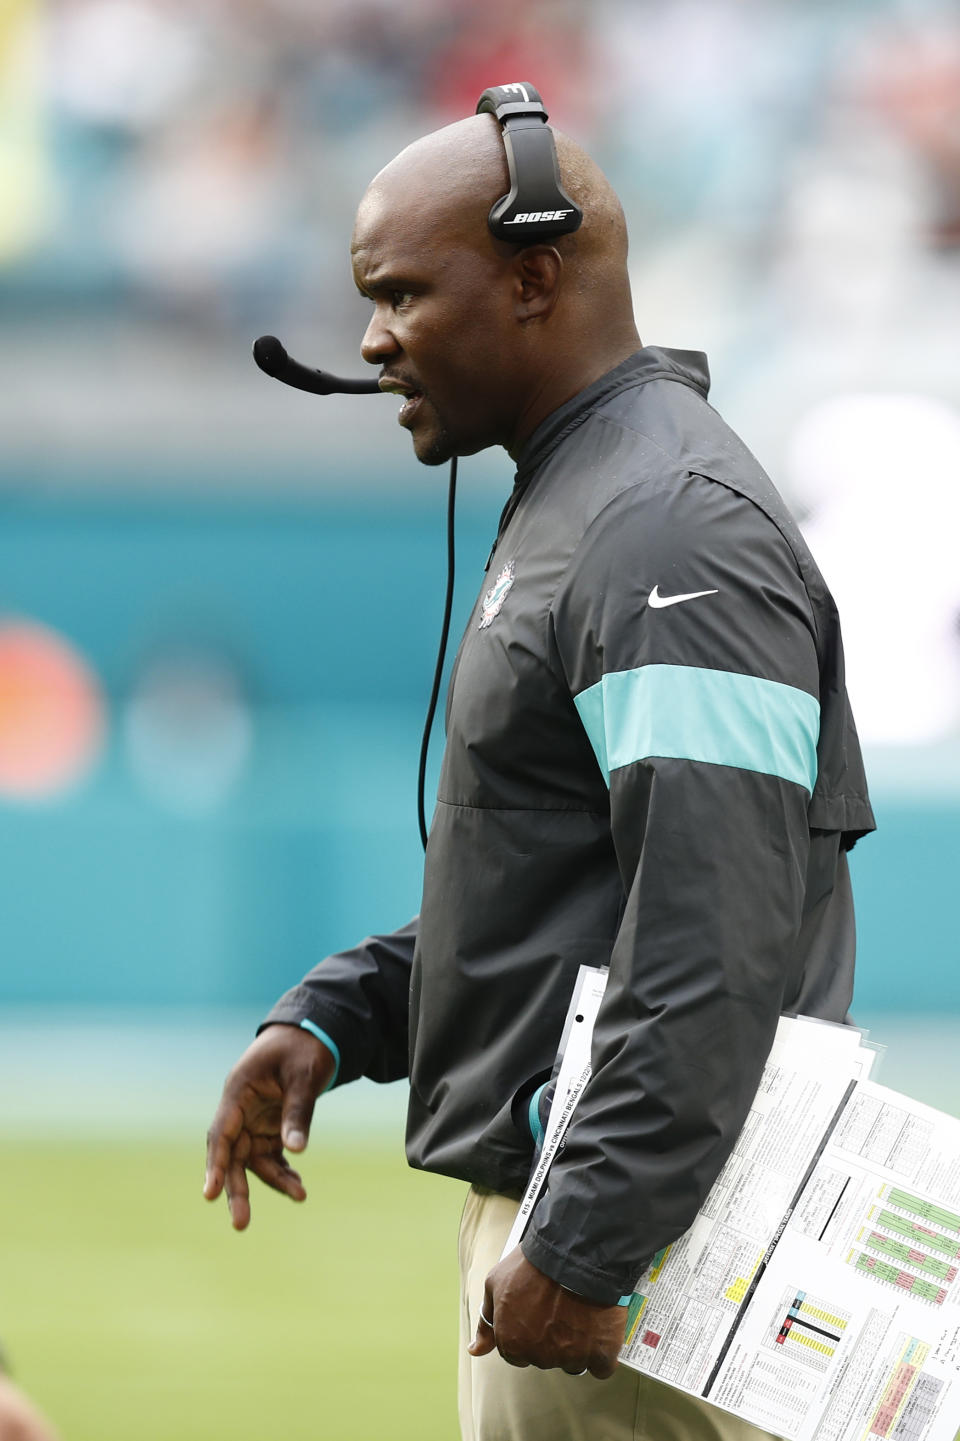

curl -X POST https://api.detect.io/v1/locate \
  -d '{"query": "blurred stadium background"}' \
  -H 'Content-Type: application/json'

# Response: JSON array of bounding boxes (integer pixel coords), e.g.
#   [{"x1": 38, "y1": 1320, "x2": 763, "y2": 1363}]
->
[{"x1": 1, "y1": 0, "x2": 959, "y2": 1436}]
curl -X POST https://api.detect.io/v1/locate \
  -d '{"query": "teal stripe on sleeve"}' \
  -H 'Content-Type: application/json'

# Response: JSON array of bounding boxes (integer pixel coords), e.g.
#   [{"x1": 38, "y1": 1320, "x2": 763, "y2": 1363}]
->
[
  {"x1": 574, "y1": 663, "x2": 819, "y2": 792},
  {"x1": 528, "y1": 1083, "x2": 547, "y2": 1148},
  {"x1": 299, "y1": 1019, "x2": 341, "y2": 1091}
]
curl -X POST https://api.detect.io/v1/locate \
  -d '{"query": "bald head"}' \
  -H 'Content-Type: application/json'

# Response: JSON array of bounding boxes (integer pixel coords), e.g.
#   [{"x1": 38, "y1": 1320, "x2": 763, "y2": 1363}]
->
[
  {"x1": 351, "y1": 113, "x2": 640, "y2": 463},
  {"x1": 365, "y1": 115, "x2": 506, "y2": 240}
]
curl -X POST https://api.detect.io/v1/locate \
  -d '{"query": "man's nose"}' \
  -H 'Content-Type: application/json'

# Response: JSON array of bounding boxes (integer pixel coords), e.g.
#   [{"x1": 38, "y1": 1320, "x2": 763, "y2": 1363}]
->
[{"x1": 361, "y1": 309, "x2": 400, "y2": 366}]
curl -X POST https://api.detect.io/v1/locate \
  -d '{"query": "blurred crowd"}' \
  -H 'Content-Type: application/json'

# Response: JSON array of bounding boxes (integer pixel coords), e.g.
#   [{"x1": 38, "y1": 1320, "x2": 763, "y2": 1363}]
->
[
  {"x1": 2, "y1": 0, "x2": 958, "y2": 345},
  {"x1": 3, "y1": 0, "x2": 599, "y2": 331}
]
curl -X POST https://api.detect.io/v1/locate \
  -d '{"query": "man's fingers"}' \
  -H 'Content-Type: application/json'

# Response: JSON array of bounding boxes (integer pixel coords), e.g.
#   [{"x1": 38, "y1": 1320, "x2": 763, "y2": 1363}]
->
[
  {"x1": 202, "y1": 1166, "x2": 223, "y2": 1202},
  {"x1": 203, "y1": 1100, "x2": 245, "y2": 1199},
  {"x1": 207, "y1": 1139, "x2": 306, "y2": 1223},
  {"x1": 499, "y1": 1350, "x2": 532, "y2": 1369},
  {"x1": 468, "y1": 1250, "x2": 626, "y2": 1376},
  {"x1": 224, "y1": 1157, "x2": 252, "y2": 1230},
  {"x1": 587, "y1": 1350, "x2": 619, "y2": 1380},
  {"x1": 249, "y1": 1152, "x2": 307, "y2": 1201}
]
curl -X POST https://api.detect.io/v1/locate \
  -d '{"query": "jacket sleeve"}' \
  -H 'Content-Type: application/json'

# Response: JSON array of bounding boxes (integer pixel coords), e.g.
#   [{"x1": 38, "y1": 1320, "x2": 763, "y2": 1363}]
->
[
  {"x1": 260, "y1": 917, "x2": 417, "y2": 1086},
  {"x1": 521, "y1": 474, "x2": 823, "y2": 1303}
]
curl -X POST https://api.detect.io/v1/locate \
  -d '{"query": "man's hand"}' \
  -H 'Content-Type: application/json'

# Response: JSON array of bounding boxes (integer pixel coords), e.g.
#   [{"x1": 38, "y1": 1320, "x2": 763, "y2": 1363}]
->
[
  {"x1": 468, "y1": 1247, "x2": 626, "y2": 1378},
  {"x1": 203, "y1": 1025, "x2": 336, "y2": 1230},
  {"x1": 0, "y1": 1375, "x2": 61, "y2": 1441}
]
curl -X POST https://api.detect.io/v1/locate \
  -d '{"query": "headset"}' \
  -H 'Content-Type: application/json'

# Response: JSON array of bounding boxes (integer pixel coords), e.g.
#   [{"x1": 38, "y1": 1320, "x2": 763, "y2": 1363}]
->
[
  {"x1": 252, "y1": 83, "x2": 576, "y2": 849},
  {"x1": 475, "y1": 82, "x2": 582, "y2": 244}
]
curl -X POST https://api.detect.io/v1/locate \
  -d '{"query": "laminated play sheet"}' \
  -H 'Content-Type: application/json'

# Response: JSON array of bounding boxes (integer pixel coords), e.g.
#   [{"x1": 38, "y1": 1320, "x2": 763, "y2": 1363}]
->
[{"x1": 508, "y1": 967, "x2": 960, "y2": 1441}]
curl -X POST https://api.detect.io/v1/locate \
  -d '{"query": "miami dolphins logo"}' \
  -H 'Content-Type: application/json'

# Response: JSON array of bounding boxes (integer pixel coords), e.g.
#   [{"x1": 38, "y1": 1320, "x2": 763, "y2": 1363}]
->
[{"x1": 479, "y1": 560, "x2": 516, "y2": 630}]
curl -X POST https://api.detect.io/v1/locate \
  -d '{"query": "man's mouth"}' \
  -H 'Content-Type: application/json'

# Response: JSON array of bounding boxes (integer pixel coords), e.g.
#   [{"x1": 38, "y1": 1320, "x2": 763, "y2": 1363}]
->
[
  {"x1": 379, "y1": 375, "x2": 425, "y2": 428},
  {"x1": 397, "y1": 392, "x2": 424, "y2": 427}
]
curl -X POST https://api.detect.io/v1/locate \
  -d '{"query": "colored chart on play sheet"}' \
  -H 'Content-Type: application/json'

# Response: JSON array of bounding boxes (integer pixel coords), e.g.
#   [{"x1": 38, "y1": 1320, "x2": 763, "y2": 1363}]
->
[
  {"x1": 885, "y1": 1190, "x2": 960, "y2": 1238},
  {"x1": 623, "y1": 1246, "x2": 669, "y2": 1346},
  {"x1": 765, "y1": 1289, "x2": 850, "y2": 1372},
  {"x1": 848, "y1": 1186, "x2": 960, "y2": 1307},
  {"x1": 865, "y1": 1336, "x2": 943, "y2": 1441}
]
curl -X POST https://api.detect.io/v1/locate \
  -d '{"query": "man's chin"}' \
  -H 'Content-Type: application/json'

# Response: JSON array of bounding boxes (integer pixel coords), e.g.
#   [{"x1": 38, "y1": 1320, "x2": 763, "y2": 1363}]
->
[
  {"x1": 412, "y1": 426, "x2": 494, "y2": 467},
  {"x1": 412, "y1": 426, "x2": 456, "y2": 467}
]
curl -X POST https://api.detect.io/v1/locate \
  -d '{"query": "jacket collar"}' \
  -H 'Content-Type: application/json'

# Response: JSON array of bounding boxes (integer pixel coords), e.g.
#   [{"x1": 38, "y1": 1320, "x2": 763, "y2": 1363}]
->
[{"x1": 513, "y1": 347, "x2": 710, "y2": 485}]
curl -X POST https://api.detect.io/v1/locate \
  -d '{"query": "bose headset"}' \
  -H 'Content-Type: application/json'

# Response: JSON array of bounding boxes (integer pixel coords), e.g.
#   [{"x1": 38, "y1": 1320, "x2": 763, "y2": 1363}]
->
[{"x1": 253, "y1": 83, "x2": 580, "y2": 850}]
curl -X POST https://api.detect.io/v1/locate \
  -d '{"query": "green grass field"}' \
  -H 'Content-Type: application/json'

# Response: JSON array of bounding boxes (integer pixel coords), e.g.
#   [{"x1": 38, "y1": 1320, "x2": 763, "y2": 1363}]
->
[
  {"x1": 3, "y1": 1018, "x2": 960, "y2": 1441},
  {"x1": 0, "y1": 1137, "x2": 464, "y2": 1441}
]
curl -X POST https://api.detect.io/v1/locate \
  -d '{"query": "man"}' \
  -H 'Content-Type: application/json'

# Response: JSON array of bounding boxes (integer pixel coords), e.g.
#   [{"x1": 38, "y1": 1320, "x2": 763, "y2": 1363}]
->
[{"x1": 205, "y1": 104, "x2": 874, "y2": 1441}]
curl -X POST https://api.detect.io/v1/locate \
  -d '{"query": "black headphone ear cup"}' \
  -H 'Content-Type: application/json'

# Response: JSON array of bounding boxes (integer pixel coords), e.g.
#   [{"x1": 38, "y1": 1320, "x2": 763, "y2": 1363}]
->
[{"x1": 476, "y1": 84, "x2": 583, "y2": 245}]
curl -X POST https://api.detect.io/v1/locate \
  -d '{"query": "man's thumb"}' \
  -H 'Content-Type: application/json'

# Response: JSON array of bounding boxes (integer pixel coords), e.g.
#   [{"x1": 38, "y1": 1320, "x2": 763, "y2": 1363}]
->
[
  {"x1": 281, "y1": 1091, "x2": 317, "y2": 1152},
  {"x1": 468, "y1": 1324, "x2": 497, "y2": 1357},
  {"x1": 468, "y1": 1290, "x2": 497, "y2": 1357}
]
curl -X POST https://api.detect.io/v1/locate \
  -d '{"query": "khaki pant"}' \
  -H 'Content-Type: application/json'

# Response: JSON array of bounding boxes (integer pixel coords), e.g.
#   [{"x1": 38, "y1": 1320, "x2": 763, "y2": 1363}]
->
[{"x1": 458, "y1": 1186, "x2": 782, "y2": 1441}]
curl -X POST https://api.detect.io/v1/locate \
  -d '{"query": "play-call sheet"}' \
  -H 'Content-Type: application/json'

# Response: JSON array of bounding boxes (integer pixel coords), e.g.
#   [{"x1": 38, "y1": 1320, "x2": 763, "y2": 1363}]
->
[{"x1": 511, "y1": 968, "x2": 960, "y2": 1441}]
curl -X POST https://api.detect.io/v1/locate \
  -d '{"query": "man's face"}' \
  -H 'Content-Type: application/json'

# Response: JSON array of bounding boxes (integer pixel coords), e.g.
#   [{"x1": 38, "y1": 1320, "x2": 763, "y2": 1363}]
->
[{"x1": 351, "y1": 191, "x2": 522, "y2": 465}]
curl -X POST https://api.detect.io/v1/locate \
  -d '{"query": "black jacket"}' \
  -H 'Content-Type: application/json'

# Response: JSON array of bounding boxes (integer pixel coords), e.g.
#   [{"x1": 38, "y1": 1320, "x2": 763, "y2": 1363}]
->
[{"x1": 264, "y1": 348, "x2": 875, "y2": 1304}]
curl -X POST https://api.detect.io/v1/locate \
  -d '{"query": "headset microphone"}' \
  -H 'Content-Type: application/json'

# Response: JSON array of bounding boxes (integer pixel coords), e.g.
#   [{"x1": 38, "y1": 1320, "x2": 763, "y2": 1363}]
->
[{"x1": 252, "y1": 335, "x2": 381, "y2": 396}]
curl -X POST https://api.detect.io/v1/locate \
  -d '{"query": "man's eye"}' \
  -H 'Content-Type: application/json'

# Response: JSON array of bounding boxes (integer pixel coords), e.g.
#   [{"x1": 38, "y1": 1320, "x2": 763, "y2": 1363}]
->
[{"x1": 392, "y1": 291, "x2": 414, "y2": 309}]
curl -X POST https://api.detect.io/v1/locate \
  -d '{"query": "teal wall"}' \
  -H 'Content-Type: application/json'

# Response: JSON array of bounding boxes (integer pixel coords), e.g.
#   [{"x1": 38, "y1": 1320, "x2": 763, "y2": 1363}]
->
[
  {"x1": 849, "y1": 802, "x2": 959, "y2": 1013},
  {"x1": 0, "y1": 493, "x2": 956, "y2": 1013}
]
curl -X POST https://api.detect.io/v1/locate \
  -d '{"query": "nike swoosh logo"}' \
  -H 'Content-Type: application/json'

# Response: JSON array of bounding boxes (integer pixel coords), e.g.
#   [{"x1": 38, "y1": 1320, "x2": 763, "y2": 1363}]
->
[{"x1": 648, "y1": 584, "x2": 719, "y2": 609}]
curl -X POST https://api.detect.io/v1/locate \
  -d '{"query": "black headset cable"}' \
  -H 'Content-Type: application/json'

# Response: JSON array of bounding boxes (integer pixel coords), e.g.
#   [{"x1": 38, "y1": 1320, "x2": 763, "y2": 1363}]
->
[{"x1": 417, "y1": 456, "x2": 458, "y2": 850}]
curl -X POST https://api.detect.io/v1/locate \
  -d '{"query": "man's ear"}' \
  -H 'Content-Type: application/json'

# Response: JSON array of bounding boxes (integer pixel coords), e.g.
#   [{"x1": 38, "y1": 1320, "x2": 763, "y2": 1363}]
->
[{"x1": 513, "y1": 246, "x2": 563, "y2": 323}]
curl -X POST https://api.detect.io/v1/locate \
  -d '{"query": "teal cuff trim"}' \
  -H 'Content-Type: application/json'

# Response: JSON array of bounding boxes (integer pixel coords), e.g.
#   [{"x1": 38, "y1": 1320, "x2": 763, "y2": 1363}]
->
[
  {"x1": 528, "y1": 1083, "x2": 547, "y2": 1147},
  {"x1": 299, "y1": 1019, "x2": 340, "y2": 1091},
  {"x1": 617, "y1": 1294, "x2": 633, "y2": 1307},
  {"x1": 574, "y1": 663, "x2": 819, "y2": 793}
]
